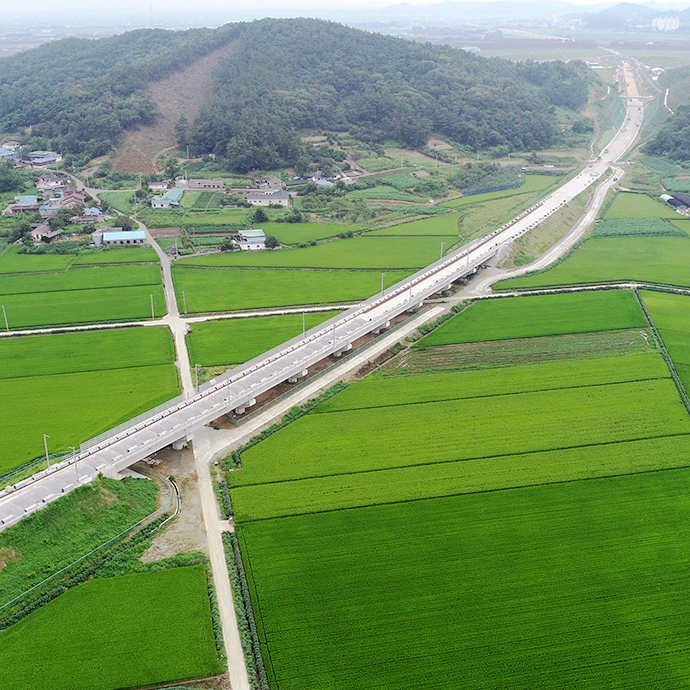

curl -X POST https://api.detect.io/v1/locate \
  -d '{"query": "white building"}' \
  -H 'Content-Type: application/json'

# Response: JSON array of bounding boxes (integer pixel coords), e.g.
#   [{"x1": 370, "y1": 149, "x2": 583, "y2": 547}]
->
[
  {"x1": 237, "y1": 229, "x2": 267, "y2": 251},
  {"x1": 246, "y1": 189, "x2": 290, "y2": 208},
  {"x1": 653, "y1": 16, "x2": 680, "y2": 31}
]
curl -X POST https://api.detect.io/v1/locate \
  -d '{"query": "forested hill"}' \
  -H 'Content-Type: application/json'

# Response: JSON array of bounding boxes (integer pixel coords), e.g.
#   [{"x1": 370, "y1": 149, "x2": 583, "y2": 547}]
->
[
  {"x1": 190, "y1": 19, "x2": 591, "y2": 172},
  {"x1": 0, "y1": 18, "x2": 591, "y2": 170},
  {"x1": 0, "y1": 25, "x2": 238, "y2": 160},
  {"x1": 643, "y1": 67, "x2": 690, "y2": 163}
]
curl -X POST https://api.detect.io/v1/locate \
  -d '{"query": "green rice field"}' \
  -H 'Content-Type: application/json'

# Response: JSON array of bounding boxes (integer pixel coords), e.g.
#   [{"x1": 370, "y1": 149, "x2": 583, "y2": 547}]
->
[
  {"x1": 417, "y1": 290, "x2": 646, "y2": 346},
  {"x1": 238, "y1": 468, "x2": 690, "y2": 690},
  {"x1": 604, "y1": 192, "x2": 680, "y2": 219},
  {"x1": 497, "y1": 236, "x2": 690, "y2": 290},
  {"x1": 441, "y1": 174, "x2": 556, "y2": 208},
  {"x1": 0, "y1": 284, "x2": 166, "y2": 329},
  {"x1": 231, "y1": 377, "x2": 688, "y2": 487},
  {"x1": 173, "y1": 267, "x2": 409, "y2": 313},
  {"x1": 256, "y1": 222, "x2": 359, "y2": 244},
  {"x1": 641, "y1": 290, "x2": 690, "y2": 394},
  {"x1": 0, "y1": 246, "x2": 74, "y2": 274},
  {"x1": 0, "y1": 327, "x2": 179, "y2": 473},
  {"x1": 72, "y1": 247, "x2": 159, "y2": 264},
  {"x1": 591, "y1": 218, "x2": 687, "y2": 238},
  {"x1": 176, "y1": 236, "x2": 449, "y2": 270},
  {"x1": 0, "y1": 566, "x2": 222, "y2": 690},
  {"x1": 187, "y1": 311, "x2": 339, "y2": 367}
]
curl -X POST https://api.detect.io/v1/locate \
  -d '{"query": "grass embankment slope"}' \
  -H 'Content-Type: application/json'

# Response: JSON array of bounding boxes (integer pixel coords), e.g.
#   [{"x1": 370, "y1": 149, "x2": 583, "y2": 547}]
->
[{"x1": 0, "y1": 327, "x2": 179, "y2": 474}]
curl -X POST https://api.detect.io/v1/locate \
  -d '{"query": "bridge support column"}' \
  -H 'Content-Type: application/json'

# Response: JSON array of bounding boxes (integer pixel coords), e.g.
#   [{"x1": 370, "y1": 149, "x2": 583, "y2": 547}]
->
[
  {"x1": 172, "y1": 434, "x2": 190, "y2": 451},
  {"x1": 234, "y1": 398, "x2": 256, "y2": 415},
  {"x1": 334, "y1": 343, "x2": 352, "y2": 357},
  {"x1": 287, "y1": 368, "x2": 308, "y2": 383},
  {"x1": 373, "y1": 321, "x2": 390, "y2": 334}
]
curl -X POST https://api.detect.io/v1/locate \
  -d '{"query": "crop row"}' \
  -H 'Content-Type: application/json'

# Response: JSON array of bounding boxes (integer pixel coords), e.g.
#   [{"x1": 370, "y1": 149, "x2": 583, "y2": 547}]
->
[
  {"x1": 592, "y1": 218, "x2": 687, "y2": 238},
  {"x1": 417, "y1": 289, "x2": 646, "y2": 347},
  {"x1": 232, "y1": 433, "x2": 690, "y2": 521},
  {"x1": 237, "y1": 468, "x2": 690, "y2": 690},
  {"x1": 0, "y1": 264, "x2": 161, "y2": 296},
  {"x1": 231, "y1": 378, "x2": 689, "y2": 488},
  {"x1": 318, "y1": 352, "x2": 667, "y2": 414}
]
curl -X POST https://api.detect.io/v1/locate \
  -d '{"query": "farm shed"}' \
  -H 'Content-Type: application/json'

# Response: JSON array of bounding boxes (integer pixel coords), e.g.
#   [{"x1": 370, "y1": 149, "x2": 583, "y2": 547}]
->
[
  {"x1": 92, "y1": 229, "x2": 146, "y2": 246},
  {"x1": 151, "y1": 188, "x2": 184, "y2": 209}
]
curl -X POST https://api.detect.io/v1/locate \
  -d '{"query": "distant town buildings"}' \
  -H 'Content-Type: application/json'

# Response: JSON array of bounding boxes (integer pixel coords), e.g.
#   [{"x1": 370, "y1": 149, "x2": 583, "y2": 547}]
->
[{"x1": 653, "y1": 16, "x2": 680, "y2": 31}]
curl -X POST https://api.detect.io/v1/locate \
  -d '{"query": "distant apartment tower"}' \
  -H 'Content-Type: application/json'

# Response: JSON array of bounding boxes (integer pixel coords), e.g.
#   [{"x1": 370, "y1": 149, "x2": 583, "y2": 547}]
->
[{"x1": 653, "y1": 16, "x2": 680, "y2": 31}]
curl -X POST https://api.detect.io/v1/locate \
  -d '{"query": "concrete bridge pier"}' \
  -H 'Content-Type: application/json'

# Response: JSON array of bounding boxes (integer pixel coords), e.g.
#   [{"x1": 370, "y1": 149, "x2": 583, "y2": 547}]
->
[
  {"x1": 334, "y1": 344, "x2": 352, "y2": 358},
  {"x1": 373, "y1": 321, "x2": 390, "y2": 334},
  {"x1": 234, "y1": 398, "x2": 256, "y2": 415},
  {"x1": 172, "y1": 434, "x2": 191, "y2": 451},
  {"x1": 287, "y1": 369, "x2": 309, "y2": 383}
]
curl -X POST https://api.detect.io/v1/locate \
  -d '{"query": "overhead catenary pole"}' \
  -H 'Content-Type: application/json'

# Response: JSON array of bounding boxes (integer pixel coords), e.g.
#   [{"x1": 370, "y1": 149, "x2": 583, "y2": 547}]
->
[
  {"x1": 440, "y1": 242, "x2": 444, "y2": 260},
  {"x1": 150, "y1": 294, "x2": 155, "y2": 319},
  {"x1": 302, "y1": 311, "x2": 306, "y2": 336},
  {"x1": 2, "y1": 304, "x2": 8, "y2": 331},
  {"x1": 43, "y1": 434, "x2": 50, "y2": 468},
  {"x1": 70, "y1": 446, "x2": 78, "y2": 481},
  {"x1": 195, "y1": 364, "x2": 200, "y2": 391},
  {"x1": 182, "y1": 290, "x2": 187, "y2": 314},
  {"x1": 381, "y1": 272, "x2": 385, "y2": 295}
]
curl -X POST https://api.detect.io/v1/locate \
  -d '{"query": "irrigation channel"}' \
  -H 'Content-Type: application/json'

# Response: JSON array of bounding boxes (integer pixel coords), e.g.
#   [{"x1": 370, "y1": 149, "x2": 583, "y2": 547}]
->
[{"x1": 0, "y1": 96, "x2": 645, "y2": 532}]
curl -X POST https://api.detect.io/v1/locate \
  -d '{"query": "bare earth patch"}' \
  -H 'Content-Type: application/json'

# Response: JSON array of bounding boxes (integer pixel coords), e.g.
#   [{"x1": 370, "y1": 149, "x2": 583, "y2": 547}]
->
[
  {"x1": 113, "y1": 40, "x2": 236, "y2": 173},
  {"x1": 0, "y1": 546, "x2": 22, "y2": 572}
]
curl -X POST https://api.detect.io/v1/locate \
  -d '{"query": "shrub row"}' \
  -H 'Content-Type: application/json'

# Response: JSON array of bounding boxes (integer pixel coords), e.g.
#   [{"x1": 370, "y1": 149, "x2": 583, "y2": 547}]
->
[
  {"x1": 222, "y1": 532, "x2": 270, "y2": 690},
  {"x1": 406, "y1": 303, "x2": 464, "y2": 343},
  {"x1": 215, "y1": 476, "x2": 234, "y2": 518},
  {"x1": 223, "y1": 382, "x2": 348, "y2": 469},
  {"x1": 206, "y1": 576, "x2": 227, "y2": 666}
]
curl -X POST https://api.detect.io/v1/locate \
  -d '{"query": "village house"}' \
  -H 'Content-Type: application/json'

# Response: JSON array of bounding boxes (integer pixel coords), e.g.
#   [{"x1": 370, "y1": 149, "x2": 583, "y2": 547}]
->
[
  {"x1": 237, "y1": 228, "x2": 266, "y2": 251},
  {"x1": 92, "y1": 228, "x2": 146, "y2": 246},
  {"x1": 36, "y1": 173, "x2": 69, "y2": 193},
  {"x1": 176, "y1": 178, "x2": 225, "y2": 192},
  {"x1": 0, "y1": 147, "x2": 19, "y2": 163},
  {"x1": 148, "y1": 180, "x2": 169, "y2": 192},
  {"x1": 246, "y1": 189, "x2": 290, "y2": 208},
  {"x1": 151, "y1": 187, "x2": 184, "y2": 209},
  {"x1": 29, "y1": 151, "x2": 61, "y2": 169},
  {"x1": 31, "y1": 222, "x2": 62, "y2": 243},
  {"x1": 253, "y1": 177, "x2": 285, "y2": 190},
  {"x1": 1, "y1": 141, "x2": 21, "y2": 151},
  {"x1": 10, "y1": 195, "x2": 40, "y2": 215}
]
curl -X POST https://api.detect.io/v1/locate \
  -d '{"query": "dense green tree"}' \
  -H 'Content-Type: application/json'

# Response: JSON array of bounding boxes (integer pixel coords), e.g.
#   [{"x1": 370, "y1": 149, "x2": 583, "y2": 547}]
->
[{"x1": 253, "y1": 208, "x2": 269, "y2": 224}]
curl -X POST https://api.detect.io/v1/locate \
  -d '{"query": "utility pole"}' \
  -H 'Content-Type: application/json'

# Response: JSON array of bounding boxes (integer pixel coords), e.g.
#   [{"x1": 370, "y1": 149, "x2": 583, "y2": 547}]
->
[
  {"x1": 70, "y1": 446, "x2": 78, "y2": 481},
  {"x1": 43, "y1": 434, "x2": 50, "y2": 468},
  {"x1": 2, "y1": 304, "x2": 8, "y2": 331}
]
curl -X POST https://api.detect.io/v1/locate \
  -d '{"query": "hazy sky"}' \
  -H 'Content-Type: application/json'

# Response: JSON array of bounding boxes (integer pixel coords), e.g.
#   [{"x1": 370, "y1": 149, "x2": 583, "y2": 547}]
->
[{"x1": 7, "y1": 0, "x2": 690, "y2": 21}]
